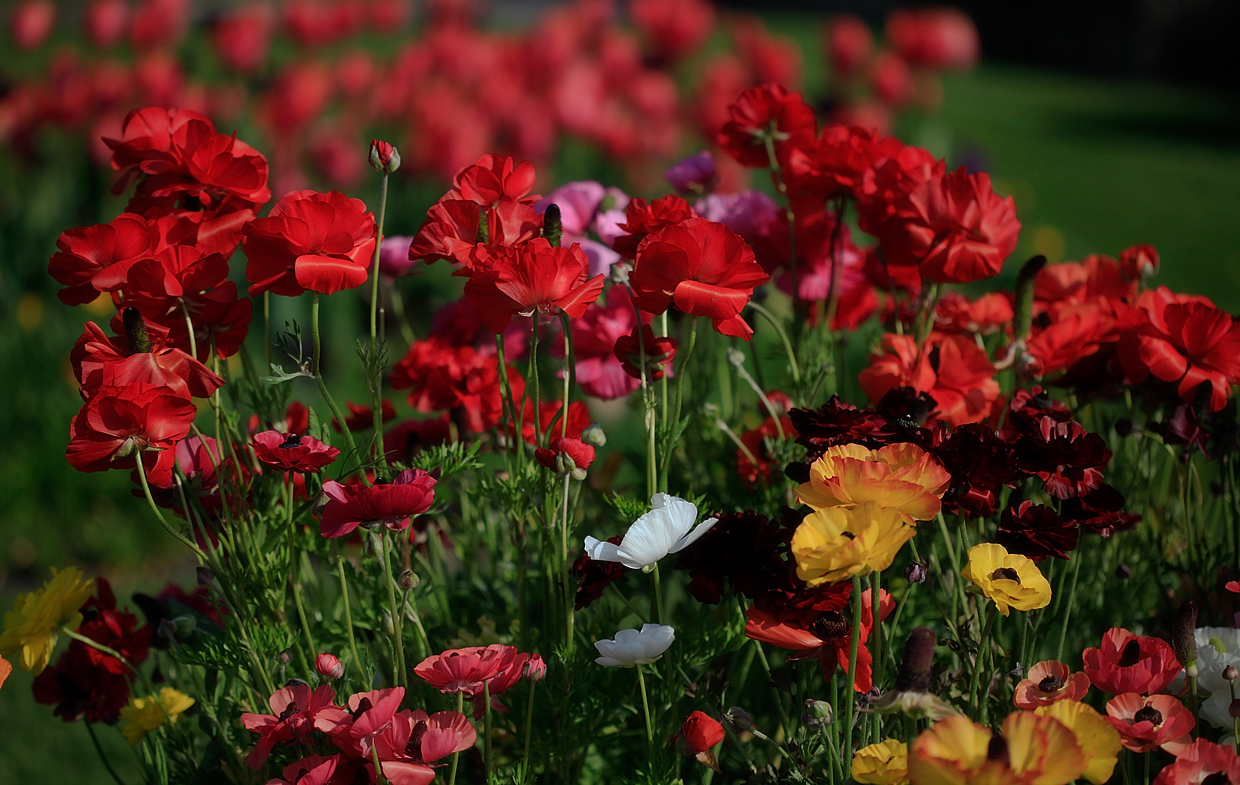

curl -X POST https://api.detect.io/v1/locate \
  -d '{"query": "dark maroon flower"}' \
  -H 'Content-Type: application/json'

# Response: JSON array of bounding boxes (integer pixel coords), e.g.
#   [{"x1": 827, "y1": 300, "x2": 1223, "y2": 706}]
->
[
  {"x1": 384, "y1": 416, "x2": 451, "y2": 465},
  {"x1": 675, "y1": 509, "x2": 796, "y2": 605},
  {"x1": 874, "y1": 387, "x2": 938, "y2": 428},
  {"x1": 251, "y1": 430, "x2": 341, "y2": 473},
  {"x1": 319, "y1": 469, "x2": 437, "y2": 538},
  {"x1": 1015, "y1": 417, "x2": 1113, "y2": 499},
  {"x1": 1062, "y1": 485, "x2": 1141, "y2": 538},
  {"x1": 997, "y1": 501, "x2": 1079, "y2": 561},
  {"x1": 933, "y1": 423, "x2": 1022, "y2": 517},
  {"x1": 573, "y1": 535, "x2": 626, "y2": 610},
  {"x1": 789, "y1": 396, "x2": 888, "y2": 457},
  {"x1": 1000, "y1": 386, "x2": 1075, "y2": 443}
]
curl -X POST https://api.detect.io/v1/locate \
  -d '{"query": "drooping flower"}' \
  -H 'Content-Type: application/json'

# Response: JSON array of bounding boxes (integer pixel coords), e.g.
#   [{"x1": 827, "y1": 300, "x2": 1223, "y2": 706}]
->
[
  {"x1": 613, "y1": 324, "x2": 678, "y2": 383},
  {"x1": 1013, "y1": 661, "x2": 1090, "y2": 710},
  {"x1": 318, "y1": 469, "x2": 437, "y2": 539},
  {"x1": 251, "y1": 431, "x2": 341, "y2": 473},
  {"x1": 1082, "y1": 628, "x2": 1181, "y2": 696},
  {"x1": 583, "y1": 493, "x2": 717, "y2": 571},
  {"x1": 960, "y1": 543, "x2": 1052, "y2": 616},
  {"x1": 534, "y1": 437, "x2": 596, "y2": 478},
  {"x1": 120, "y1": 687, "x2": 195, "y2": 745},
  {"x1": 908, "y1": 711, "x2": 1087, "y2": 785},
  {"x1": 851, "y1": 739, "x2": 909, "y2": 785},
  {"x1": 594, "y1": 624, "x2": 675, "y2": 667},
  {"x1": 1104, "y1": 693, "x2": 1194, "y2": 755},
  {"x1": 1034, "y1": 701, "x2": 1121, "y2": 785},
  {"x1": 66, "y1": 382, "x2": 199, "y2": 486},
  {"x1": 1152, "y1": 739, "x2": 1240, "y2": 785},
  {"x1": 0, "y1": 567, "x2": 95, "y2": 674}
]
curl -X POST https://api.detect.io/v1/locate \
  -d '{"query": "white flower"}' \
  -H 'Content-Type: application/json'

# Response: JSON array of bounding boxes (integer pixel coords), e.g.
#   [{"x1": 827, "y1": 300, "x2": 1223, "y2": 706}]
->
[
  {"x1": 583, "y1": 493, "x2": 717, "y2": 571},
  {"x1": 594, "y1": 624, "x2": 675, "y2": 667},
  {"x1": 1195, "y1": 626, "x2": 1240, "y2": 732}
]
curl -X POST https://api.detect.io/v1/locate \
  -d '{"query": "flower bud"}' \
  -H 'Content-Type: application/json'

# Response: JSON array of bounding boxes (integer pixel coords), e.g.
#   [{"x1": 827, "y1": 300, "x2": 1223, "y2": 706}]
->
[
  {"x1": 541, "y1": 203, "x2": 563, "y2": 248},
  {"x1": 904, "y1": 561, "x2": 927, "y2": 585},
  {"x1": 316, "y1": 653, "x2": 344, "y2": 679},
  {"x1": 581, "y1": 423, "x2": 607, "y2": 448},
  {"x1": 1012, "y1": 254, "x2": 1047, "y2": 343},
  {"x1": 723, "y1": 706, "x2": 752, "y2": 733},
  {"x1": 399, "y1": 570, "x2": 419, "y2": 589},
  {"x1": 122, "y1": 306, "x2": 152, "y2": 354},
  {"x1": 1120, "y1": 244, "x2": 1159, "y2": 281},
  {"x1": 801, "y1": 699, "x2": 833, "y2": 727},
  {"x1": 726, "y1": 347, "x2": 746, "y2": 368},
  {"x1": 196, "y1": 566, "x2": 216, "y2": 586},
  {"x1": 895, "y1": 627, "x2": 937, "y2": 693},
  {"x1": 1226, "y1": 665, "x2": 1239, "y2": 682},
  {"x1": 369, "y1": 139, "x2": 401, "y2": 173},
  {"x1": 1172, "y1": 601, "x2": 1199, "y2": 676},
  {"x1": 1230, "y1": 699, "x2": 1240, "y2": 720},
  {"x1": 277, "y1": 649, "x2": 292, "y2": 665},
  {"x1": 1115, "y1": 563, "x2": 1132, "y2": 580},
  {"x1": 523, "y1": 653, "x2": 547, "y2": 682},
  {"x1": 380, "y1": 607, "x2": 394, "y2": 635}
]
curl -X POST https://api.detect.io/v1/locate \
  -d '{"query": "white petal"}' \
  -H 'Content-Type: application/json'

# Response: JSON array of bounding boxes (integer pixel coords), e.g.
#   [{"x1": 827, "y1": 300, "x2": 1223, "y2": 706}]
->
[
  {"x1": 650, "y1": 492, "x2": 671, "y2": 510},
  {"x1": 594, "y1": 656, "x2": 624, "y2": 667},
  {"x1": 668, "y1": 517, "x2": 718, "y2": 554},
  {"x1": 583, "y1": 536, "x2": 623, "y2": 564},
  {"x1": 616, "y1": 509, "x2": 676, "y2": 568},
  {"x1": 656, "y1": 496, "x2": 700, "y2": 539}
]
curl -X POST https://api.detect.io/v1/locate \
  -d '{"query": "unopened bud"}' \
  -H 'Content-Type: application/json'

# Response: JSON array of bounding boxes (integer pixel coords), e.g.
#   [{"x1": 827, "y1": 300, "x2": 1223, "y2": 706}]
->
[
  {"x1": 523, "y1": 653, "x2": 547, "y2": 682},
  {"x1": 277, "y1": 649, "x2": 292, "y2": 665},
  {"x1": 316, "y1": 652, "x2": 344, "y2": 679},
  {"x1": 541, "y1": 203, "x2": 563, "y2": 248},
  {"x1": 1230, "y1": 699, "x2": 1240, "y2": 720},
  {"x1": 723, "y1": 706, "x2": 752, "y2": 733},
  {"x1": 196, "y1": 566, "x2": 216, "y2": 586},
  {"x1": 369, "y1": 139, "x2": 401, "y2": 173},
  {"x1": 380, "y1": 606, "x2": 394, "y2": 635},
  {"x1": 801, "y1": 699, "x2": 833, "y2": 727},
  {"x1": 399, "y1": 570, "x2": 418, "y2": 589},
  {"x1": 122, "y1": 306, "x2": 152, "y2": 354},
  {"x1": 581, "y1": 423, "x2": 606, "y2": 448},
  {"x1": 904, "y1": 561, "x2": 928, "y2": 585},
  {"x1": 895, "y1": 627, "x2": 937, "y2": 693},
  {"x1": 1225, "y1": 665, "x2": 1239, "y2": 682},
  {"x1": 1172, "y1": 601, "x2": 1199, "y2": 675},
  {"x1": 1114, "y1": 563, "x2": 1132, "y2": 580}
]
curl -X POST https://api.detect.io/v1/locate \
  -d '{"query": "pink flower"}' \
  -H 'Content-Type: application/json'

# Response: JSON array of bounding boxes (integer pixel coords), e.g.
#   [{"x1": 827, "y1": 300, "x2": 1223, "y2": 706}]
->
[
  {"x1": 251, "y1": 430, "x2": 341, "y2": 473},
  {"x1": 1013, "y1": 660, "x2": 1090, "y2": 710},
  {"x1": 319, "y1": 469, "x2": 437, "y2": 539},
  {"x1": 413, "y1": 644, "x2": 531, "y2": 719},
  {"x1": 240, "y1": 683, "x2": 347, "y2": 769}
]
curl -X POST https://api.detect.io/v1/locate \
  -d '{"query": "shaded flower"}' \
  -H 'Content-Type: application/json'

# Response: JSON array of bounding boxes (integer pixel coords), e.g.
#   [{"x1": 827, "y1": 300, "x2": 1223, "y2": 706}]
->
[
  {"x1": 1013, "y1": 660, "x2": 1090, "y2": 710},
  {"x1": 413, "y1": 644, "x2": 530, "y2": 719},
  {"x1": 584, "y1": 493, "x2": 717, "y2": 571},
  {"x1": 996, "y1": 502, "x2": 1079, "y2": 562},
  {"x1": 675, "y1": 711, "x2": 725, "y2": 771},
  {"x1": 120, "y1": 687, "x2": 195, "y2": 745},
  {"x1": 1082, "y1": 628, "x2": 1181, "y2": 696},
  {"x1": 241, "y1": 683, "x2": 344, "y2": 768},
  {"x1": 251, "y1": 430, "x2": 340, "y2": 473},
  {"x1": 960, "y1": 543, "x2": 1052, "y2": 616},
  {"x1": 0, "y1": 567, "x2": 94, "y2": 674},
  {"x1": 318, "y1": 469, "x2": 437, "y2": 538},
  {"x1": 594, "y1": 624, "x2": 675, "y2": 667}
]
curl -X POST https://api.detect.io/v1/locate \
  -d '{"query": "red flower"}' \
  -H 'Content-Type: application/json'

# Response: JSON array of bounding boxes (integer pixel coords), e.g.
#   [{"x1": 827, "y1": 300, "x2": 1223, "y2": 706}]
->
[
  {"x1": 240, "y1": 683, "x2": 346, "y2": 769},
  {"x1": 535, "y1": 437, "x2": 596, "y2": 476},
  {"x1": 885, "y1": 8, "x2": 979, "y2": 70},
  {"x1": 675, "y1": 711, "x2": 725, "y2": 770},
  {"x1": 445, "y1": 154, "x2": 538, "y2": 208},
  {"x1": 72, "y1": 315, "x2": 224, "y2": 401},
  {"x1": 996, "y1": 501, "x2": 1079, "y2": 561},
  {"x1": 932, "y1": 423, "x2": 1020, "y2": 517},
  {"x1": 251, "y1": 431, "x2": 340, "y2": 473},
  {"x1": 879, "y1": 168, "x2": 1020, "y2": 284},
  {"x1": 630, "y1": 0, "x2": 714, "y2": 63},
  {"x1": 738, "y1": 416, "x2": 796, "y2": 487},
  {"x1": 48, "y1": 213, "x2": 160, "y2": 306},
  {"x1": 414, "y1": 644, "x2": 530, "y2": 719},
  {"x1": 1118, "y1": 293, "x2": 1240, "y2": 412},
  {"x1": 1082, "y1": 628, "x2": 1181, "y2": 696},
  {"x1": 785, "y1": 125, "x2": 889, "y2": 206},
  {"x1": 613, "y1": 323, "x2": 677, "y2": 382},
  {"x1": 515, "y1": 399, "x2": 591, "y2": 447},
  {"x1": 1105, "y1": 693, "x2": 1194, "y2": 754},
  {"x1": 611, "y1": 195, "x2": 697, "y2": 260},
  {"x1": 408, "y1": 199, "x2": 542, "y2": 265},
  {"x1": 325, "y1": 687, "x2": 407, "y2": 755},
  {"x1": 858, "y1": 333, "x2": 1000, "y2": 426},
  {"x1": 462, "y1": 239, "x2": 605, "y2": 333},
  {"x1": 856, "y1": 141, "x2": 945, "y2": 236},
  {"x1": 66, "y1": 382, "x2": 198, "y2": 486},
  {"x1": 316, "y1": 653, "x2": 344, "y2": 679},
  {"x1": 1153, "y1": 739, "x2": 1240, "y2": 785},
  {"x1": 369, "y1": 709, "x2": 476, "y2": 783},
  {"x1": 333, "y1": 400, "x2": 397, "y2": 432},
  {"x1": 715, "y1": 84, "x2": 817, "y2": 168},
  {"x1": 1120, "y1": 244, "x2": 1159, "y2": 281},
  {"x1": 384, "y1": 416, "x2": 451, "y2": 465},
  {"x1": 389, "y1": 337, "x2": 523, "y2": 434},
  {"x1": 318, "y1": 469, "x2": 437, "y2": 539},
  {"x1": 631, "y1": 218, "x2": 769, "y2": 340},
  {"x1": 244, "y1": 190, "x2": 377, "y2": 297},
  {"x1": 1013, "y1": 660, "x2": 1090, "y2": 710}
]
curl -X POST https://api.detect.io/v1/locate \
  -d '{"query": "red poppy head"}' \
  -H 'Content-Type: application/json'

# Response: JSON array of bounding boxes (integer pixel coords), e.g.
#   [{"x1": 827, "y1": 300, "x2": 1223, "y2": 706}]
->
[
  {"x1": 715, "y1": 83, "x2": 817, "y2": 168},
  {"x1": 676, "y1": 711, "x2": 726, "y2": 755},
  {"x1": 1082, "y1": 628, "x2": 1181, "y2": 696}
]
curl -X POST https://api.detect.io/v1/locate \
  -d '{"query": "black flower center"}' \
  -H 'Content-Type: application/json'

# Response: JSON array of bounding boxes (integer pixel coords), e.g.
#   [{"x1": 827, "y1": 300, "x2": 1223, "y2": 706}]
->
[
  {"x1": 277, "y1": 702, "x2": 299, "y2": 722},
  {"x1": 1119, "y1": 639, "x2": 1143, "y2": 667},
  {"x1": 1134, "y1": 706, "x2": 1163, "y2": 726},
  {"x1": 404, "y1": 720, "x2": 428, "y2": 759},
  {"x1": 811, "y1": 611, "x2": 849, "y2": 642},
  {"x1": 279, "y1": 433, "x2": 302, "y2": 449},
  {"x1": 991, "y1": 567, "x2": 1021, "y2": 583},
  {"x1": 1202, "y1": 774, "x2": 1230, "y2": 785},
  {"x1": 1037, "y1": 675, "x2": 1064, "y2": 692}
]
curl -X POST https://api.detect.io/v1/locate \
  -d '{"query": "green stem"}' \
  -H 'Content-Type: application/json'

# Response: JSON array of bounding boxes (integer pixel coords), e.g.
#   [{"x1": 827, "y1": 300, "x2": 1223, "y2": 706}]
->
[
  {"x1": 845, "y1": 576, "x2": 864, "y2": 756},
  {"x1": 636, "y1": 664, "x2": 655, "y2": 765},
  {"x1": 484, "y1": 681, "x2": 495, "y2": 784},
  {"x1": 135, "y1": 459, "x2": 205, "y2": 560},
  {"x1": 1056, "y1": 551, "x2": 1084, "y2": 662},
  {"x1": 379, "y1": 533, "x2": 406, "y2": 688},
  {"x1": 368, "y1": 170, "x2": 391, "y2": 471},
  {"x1": 311, "y1": 293, "x2": 358, "y2": 457},
  {"x1": 528, "y1": 317, "x2": 542, "y2": 446},
  {"x1": 521, "y1": 680, "x2": 538, "y2": 780},
  {"x1": 663, "y1": 318, "x2": 700, "y2": 490},
  {"x1": 285, "y1": 474, "x2": 316, "y2": 674},
  {"x1": 969, "y1": 606, "x2": 998, "y2": 717},
  {"x1": 86, "y1": 721, "x2": 129, "y2": 785},
  {"x1": 336, "y1": 551, "x2": 366, "y2": 684},
  {"x1": 448, "y1": 692, "x2": 464, "y2": 785},
  {"x1": 650, "y1": 562, "x2": 666, "y2": 625},
  {"x1": 746, "y1": 300, "x2": 800, "y2": 384},
  {"x1": 560, "y1": 473, "x2": 575, "y2": 657}
]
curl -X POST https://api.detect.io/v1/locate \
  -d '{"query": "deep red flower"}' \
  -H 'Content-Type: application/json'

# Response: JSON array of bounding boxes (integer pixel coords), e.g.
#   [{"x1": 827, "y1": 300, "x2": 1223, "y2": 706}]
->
[
  {"x1": 1153, "y1": 739, "x2": 1240, "y2": 785},
  {"x1": 1118, "y1": 294, "x2": 1240, "y2": 412},
  {"x1": 715, "y1": 83, "x2": 817, "y2": 169},
  {"x1": 856, "y1": 141, "x2": 945, "y2": 236},
  {"x1": 408, "y1": 199, "x2": 542, "y2": 266},
  {"x1": 1082, "y1": 628, "x2": 1181, "y2": 696},
  {"x1": 565, "y1": 285, "x2": 648, "y2": 400},
  {"x1": 1061, "y1": 484, "x2": 1141, "y2": 538},
  {"x1": 48, "y1": 213, "x2": 161, "y2": 306},
  {"x1": 1014, "y1": 417, "x2": 1112, "y2": 500},
  {"x1": 462, "y1": 239, "x2": 605, "y2": 333},
  {"x1": 318, "y1": 469, "x2": 438, "y2": 538},
  {"x1": 674, "y1": 508, "x2": 802, "y2": 606},
  {"x1": 630, "y1": 0, "x2": 714, "y2": 63},
  {"x1": 879, "y1": 168, "x2": 1020, "y2": 284},
  {"x1": 384, "y1": 416, "x2": 452, "y2": 465},
  {"x1": 934, "y1": 292, "x2": 1014, "y2": 336},
  {"x1": 389, "y1": 337, "x2": 524, "y2": 434},
  {"x1": 996, "y1": 501, "x2": 1079, "y2": 562},
  {"x1": 738, "y1": 416, "x2": 796, "y2": 487},
  {"x1": 611, "y1": 195, "x2": 697, "y2": 260},
  {"x1": 785, "y1": 125, "x2": 890, "y2": 206},
  {"x1": 858, "y1": 333, "x2": 999, "y2": 426},
  {"x1": 244, "y1": 190, "x2": 377, "y2": 297},
  {"x1": 932, "y1": 423, "x2": 1021, "y2": 517},
  {"x1": 241, "y1": 683, "x2": 346, "y2": 769},
  {"x1": 675, "y1": 710, "x2": 725, "y2": 771},
  {"x1": 534, "y1": 437, "x2": 596, "y2": 475},
  {"x1": 574, "y1": 534, "x2": 628, "y2": 609},
  {"x1": 1105, "y1": 693, "x2": 1194, "y2": 754},
  {"x1": 788, "y1": 397, "x2": 890, "y2": 457},
  {"x1": 251, "y1": 431, "x2": 340, "y2": 473},
  {"x1": 333, "y1": 400, "x2": 397, "y2": 432},
  {"x1": 72, "y1": 316, "x2": 223, "y2": 401},
  {"x1": 613, "y1": 323, "x2": 677, "y2": 382},
  {"x1": 445, "y1": 154, "x2": 538, "y2": 208},
  {"x1": 1120, "y1": 244, "x2": 1159, "y2": 281},
  {"x1": 66, "y1": 382, "x2": 198, "y2": 486},
  {"x1": 631, "y1": 218, "x2": 769, "y2": 340}
]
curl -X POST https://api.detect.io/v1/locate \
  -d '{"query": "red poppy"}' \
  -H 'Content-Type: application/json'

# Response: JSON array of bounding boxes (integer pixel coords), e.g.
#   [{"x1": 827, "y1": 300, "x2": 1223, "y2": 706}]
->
[
  {"x1": 369, "y1": 709, "x2": 476, "y2": 783},
  {"x1": 996, "y1": 501, "x2": 1079, "y2": 561},
  {"x1": 933, "y1": 292, "x2": 1014, "y2": 335},
  {"x1": 1105, "y1": 693, "x2": 1194, "y2": 754},
  {"x1": 613, "y1": 323, "x2": 677, "y2": 382},
  {"x1": 1082, "y1": 628, "x2": 1181, "y2": 696},
  {"x1": 413, "y1": 644, "x2": 530, "y2": 719},
  {"x1": 574, "y1": 534, "x2": 628, "y2": 609},
  {"x1": 445, "y1": 154, "x2": 538, "y2": 207},
  {"x1": 856, "y1": 141, "x2": 945, "y2": 236},
  {"x1": 389, "y1": 337, "x2": 524, "y2": 434},
  {"x1": 788, "y1": 397, "x2": 892, "y2": 456},
  {"x1": 72, "y1": 315, "x2": 224, "y2": 401},
  {"x1": 48, "y1": 213, "x2": 160, "y2": 306},
  {"x1": 1014, "y1": 417, "x2": 1112, "y2": 500},
  {"x1": 1153, "y1": 739, "x2": 1240, "y2": 785},
  {"x1": 251, "y1": 431, "x2": 340, "y2": 473},
  {"x1": 408, "y1": 199, "x2": 542, "y2": 266},
  {"x1": 879, "y1": 168, "x2": 1020, "y2": 284},
  {"x1": 932, "y1": 423, "x2": 1020, "y2": 517},
  {"x1": 462, "y1": 239, "x2": 605, "y2": 333},
  {"x1": 675, "y1": 508, "x2": 804, "y2": 606},
  {"x1": 514, "y1": 399, "x2": 591, "y2": 447},
  {"x1": 715, "y1": 83, "x2": 817, "y2": 168},
  {"x1": 675, "y1": 710, "x2": 725, "y2": 771},
  {"x1": 858, "y1": 333, "x2": 1000, "y2": 426},
  {"x1": 333, "y1": 400, "x2": 397, "y2": 432},
  {"x1": 318, "y1": 469, "x2": 438, "y2": 538},
  {"x1": 535, "y1": 437, "x2": 596, "y2": 475},
  {"x1": 1012, "y1": 660, "x2": 1090, "y2": 710},
  {"x1": 66, "y1": 382, "x2": 198, "y2": 486},
  {"x1": 240, "y1": 683, "x2": 346, "y2": 768},
  {"x1": 611, "y1": 195, "x2": 697, "y2": 260},
  {"x1": 243, "y1": 190, "x2": 377, "y2": 297},
  {"x1": 785, "y1": 125, "x2": 891, "y2": 207},
  {"x1": 325, "y1": 687, "x2": 407, "y2": 755},
  {"x1": 630, "y1": 218, "x2": 769, "y2": 340},
  {"x1": 738, "y1": 415, "x2": 796, "y2": 487}
]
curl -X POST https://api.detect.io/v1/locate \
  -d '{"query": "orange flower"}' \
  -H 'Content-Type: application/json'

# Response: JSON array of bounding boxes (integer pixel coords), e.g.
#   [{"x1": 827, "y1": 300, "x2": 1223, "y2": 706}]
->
[
  {"x1": 795, "y1": 442, "x2": 950, "y2": 519},
  {"x1": 1035, "y1": 701, "x2": 1121, "y2": 785},
  {"x1": 1013, "y1": 661, "x2": 1090, "y2": 710},
  {"x1": 908, "y1": 711, "x2": 1086, "y2": 785}
]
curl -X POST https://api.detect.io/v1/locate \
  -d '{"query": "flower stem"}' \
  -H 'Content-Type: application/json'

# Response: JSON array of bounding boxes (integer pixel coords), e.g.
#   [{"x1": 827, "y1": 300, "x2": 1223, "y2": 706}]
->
[
  {"x1": 368, "y1": 169, "x2": 391, "y2": 470},
  {"x1": 968, "y1": 606, "x2": 998, "y2": 717},
  {"x1": 650, "y1": 562, "x2": 665, "y2": 626},
  {"x1": 560, "y1": 473, "x2": 575, "y2": 657},
  {"x1": 448, "y1": 692, "x2": 465, "y2": 785},
  {"x1": 134, "y1": 459, "x2": 205, "y2": 560},
  {"x1": 636, "y1": 664, "x2": 655, "y2": 765},
  {"x1": 845, "y1": 575, "x2": 863, "y2": 757},
  {"x1": 285, "y1": 474, "x2": 316, "y2": 672},
  {"x1": 335, "y1": 550, "x2": 365, "y2": 684},
  {"x1": 379, "y1": 532, "x2": 406, "y2": 688},
  {"x1": 484, "y1": 681, "x2": 495, "y2": 784},
  {"x1": 86, "y1": 721, "x2": 129, "y2": 785},
  {"x1": 746, "y1": 300, "x2": 800, "y2": 384},
  {"x1": 528, "y1": 317, "x2": 542, "y2": 446},
  {"x1": 521, "y1": 680, "x2": 538, "y2": 780},
  {"x1": 311, "y1": 293, "x2": 357, "y2": 458},
  {"x1": 1056, "y1": 551, "x2": 1083, "y2": 662}
]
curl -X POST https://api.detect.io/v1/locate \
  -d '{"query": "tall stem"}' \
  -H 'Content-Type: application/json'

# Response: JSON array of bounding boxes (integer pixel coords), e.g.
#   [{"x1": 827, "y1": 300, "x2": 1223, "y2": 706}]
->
[
  {"x1": 560, "y1": 474, "x2": 575, "y2": 657},
  {"x1": 135, "y1": 459, "x2": 205, "y2": 560},
  {"x1": 521, "y1": 680, "x2": 538, "y2": 779},
  {"x1": 86, "y1": 722, "x2": 129, "y2": 785},
  {"x1": 844, "y1": 575, "x2": 864, "y2": 757},
  {"x1": 286, "y1": 474, "x2": 316, "y2": 669},
  {"x1": 483, "y1": 681, "x2": 495, "y2": 784},
  {"x1": 311, "y1": 293, "x2": 357, "y2": 457},
  {"x1": 636, "y1": 664, "x2": 655, "y2": 765},
  {"x1": 528, "y1": 317, "x2": 542, "y2": 446},
  {"x1": 368, "y1": 170, "x2": 391, "y2": 469},
  {"x1": 379, "y1": 532, "x2": 406, "y2": 688},
  {"x1": 335, "y1": 551, "x2": 365, "y2": 684},
  {"x1": 448, "y1": 692, "x2": 464, "y2": 785},
  {"x1": 1056, "y1": 551, "x2": 1084, "y2": 661}
]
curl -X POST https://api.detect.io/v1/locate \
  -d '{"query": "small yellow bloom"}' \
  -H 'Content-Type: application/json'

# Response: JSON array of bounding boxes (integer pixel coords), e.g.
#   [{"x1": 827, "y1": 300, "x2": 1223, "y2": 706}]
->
[
  {"x1": 795, "y1": 443, "x2": 949, "y2": 519},
  {"x1": 791, "y1": 502, "x2": 914, "y2": 587},
  {"x1": 120, "y1": 688, "x2": 195, "y2": 745},
  {"x1": 960, "y1": 543, "x2": 1051, "y2": 616},
  {"x1": 852, "y1": 738, "x2": 909, "y2": 784},
  {"x1": 0, "y1": 567, "x2": 94, "y2": 674},
  {"x1": 1035, "y1": 700, "x2": 1120, "y2": 785}
]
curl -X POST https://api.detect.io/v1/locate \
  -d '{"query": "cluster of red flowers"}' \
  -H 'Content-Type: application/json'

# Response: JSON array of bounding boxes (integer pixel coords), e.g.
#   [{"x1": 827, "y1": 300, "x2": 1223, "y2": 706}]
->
[{"x1": 3, "y1": 0, "x2": 975, "y2": 192}]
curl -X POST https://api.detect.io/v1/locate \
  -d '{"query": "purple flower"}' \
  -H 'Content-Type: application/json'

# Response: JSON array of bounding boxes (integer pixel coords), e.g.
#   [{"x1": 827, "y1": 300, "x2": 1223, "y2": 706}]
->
[
  {"x1": 379, "y1": 235, "x2": 416, "y2": 278},
  {"x1": 664, "y1": 151, "x2": 717, "y2": 195}
]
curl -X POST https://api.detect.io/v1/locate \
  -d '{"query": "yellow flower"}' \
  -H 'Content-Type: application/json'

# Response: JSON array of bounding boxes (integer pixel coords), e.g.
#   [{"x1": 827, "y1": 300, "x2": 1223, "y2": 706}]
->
[
  {"x1": 852, "y1": 738, "x2": 910, "y2": 784},
  {"x1": 1034, "y1": 700, "x2": 1120, "y2": 785},
  {"x1": 795, "y1": 443, "x2": 949, "y2": 519},
  {"x1": 960, "y1": 543, "x2": 1051, "y2": 616},
  {"x1": 0, "y1": 566, "x2": 94, "y2": 674},
  {"x1": 790, "y1": 502, "x2": 914, "y2": 587},
  {"x1": 909, "y1": 711, "x2": 1087, "y2": 785},
  {"x1": 120, "y1": 688, "x2": 195, "y2": 745}
]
